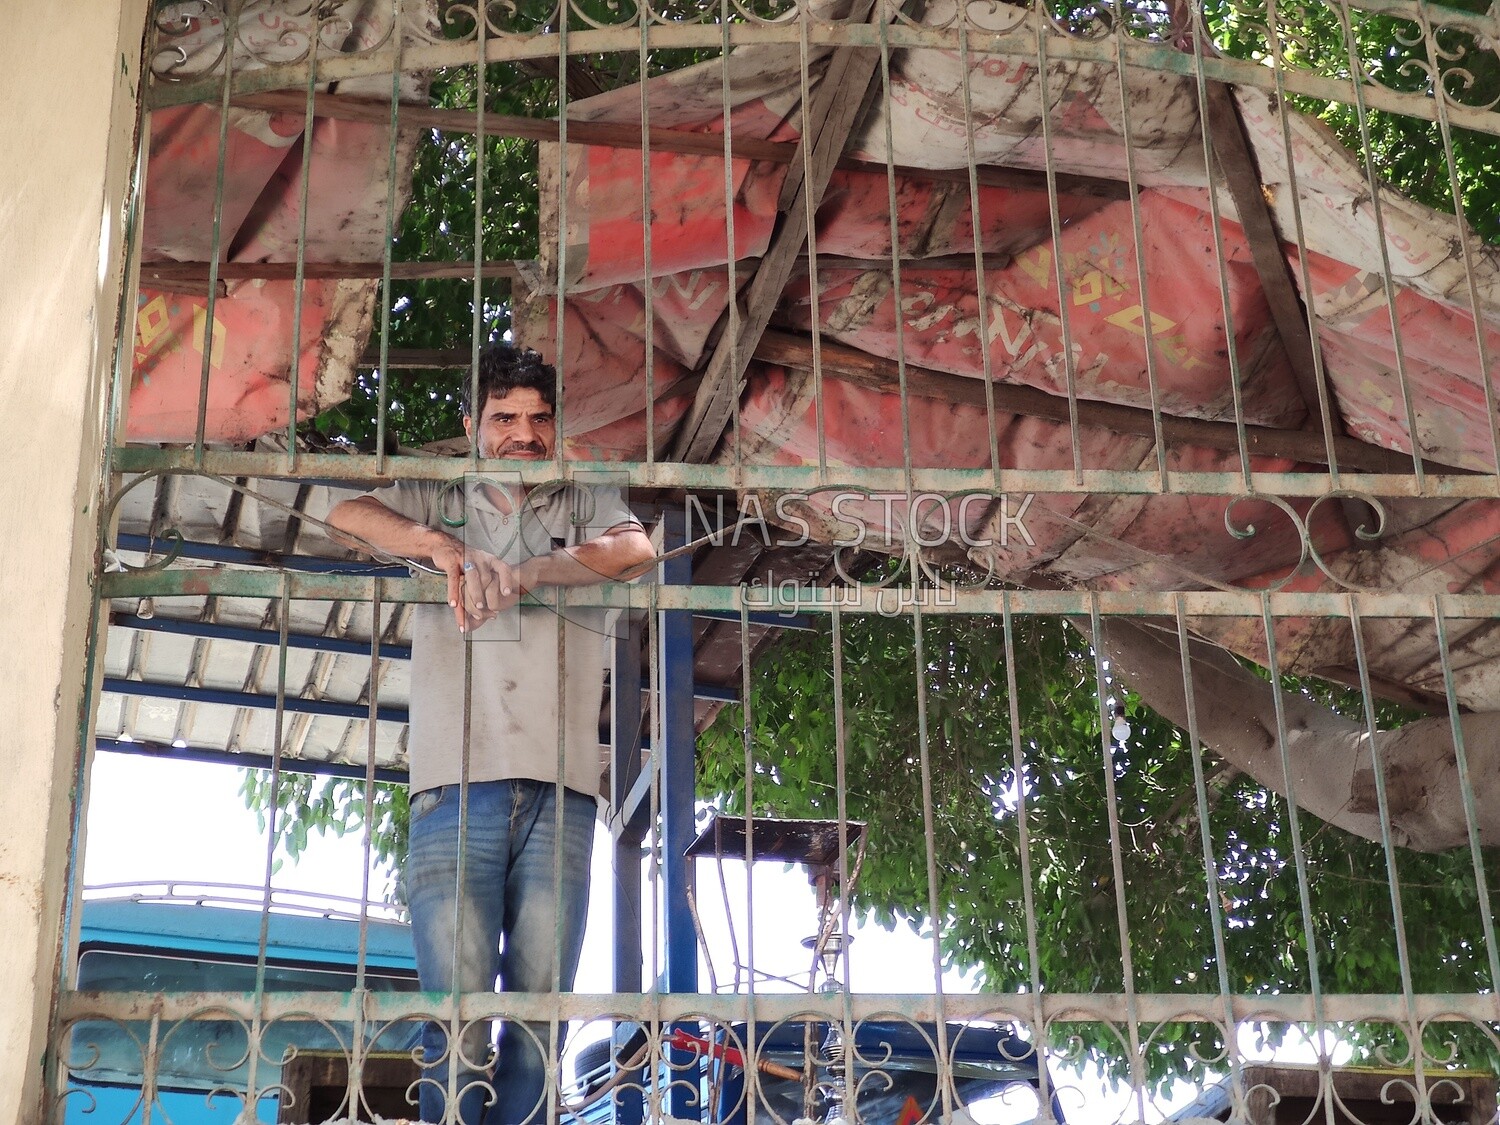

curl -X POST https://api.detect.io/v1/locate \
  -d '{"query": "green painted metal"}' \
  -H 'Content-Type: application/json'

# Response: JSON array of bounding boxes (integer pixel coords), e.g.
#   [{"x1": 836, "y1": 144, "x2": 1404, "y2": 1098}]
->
[
  {"x1": 96, "y1": 569, "x2": 1500, "y2": 619},
  {"x1": 56, "y1": 987, "x2": 1500, "y2": 1025},
  {"x1": 142, "y1": 14, "x2": 1500, "y2": 142},
  {"x1": 105, "y1": 448, "x2": 1500, "y2": 499}
]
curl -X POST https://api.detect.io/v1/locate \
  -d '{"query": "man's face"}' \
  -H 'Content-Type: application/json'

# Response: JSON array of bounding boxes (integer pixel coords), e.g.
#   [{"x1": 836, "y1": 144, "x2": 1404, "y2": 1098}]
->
[{"x1": 464, "y1": 386, "x2": 556, "y2": 460}]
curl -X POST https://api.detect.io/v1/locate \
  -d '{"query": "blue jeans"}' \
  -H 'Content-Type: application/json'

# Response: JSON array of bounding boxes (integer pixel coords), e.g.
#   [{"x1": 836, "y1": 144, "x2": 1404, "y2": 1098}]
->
[{"x1": 407, "y1": 779, "x2": 597, "y2": 1125}]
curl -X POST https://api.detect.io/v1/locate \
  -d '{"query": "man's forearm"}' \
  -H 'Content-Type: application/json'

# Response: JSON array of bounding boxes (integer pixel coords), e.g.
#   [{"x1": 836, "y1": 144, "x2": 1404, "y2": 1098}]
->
[
  {"x1": 326, "y1": 495, "x2": 458, "y2": 562},
  {"x1": 519, "y1": 527, "x2": 655, "y2": 591}
]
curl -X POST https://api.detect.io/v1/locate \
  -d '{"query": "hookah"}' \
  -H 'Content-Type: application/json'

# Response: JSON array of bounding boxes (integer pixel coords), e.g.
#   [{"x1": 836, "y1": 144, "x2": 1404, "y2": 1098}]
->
[
  {"x1": 686, "y1": 814, "x2": 867, "y2": 1125},
  {"x1": 797, "y1": 861, "x2": 855, "y2": 1125}
]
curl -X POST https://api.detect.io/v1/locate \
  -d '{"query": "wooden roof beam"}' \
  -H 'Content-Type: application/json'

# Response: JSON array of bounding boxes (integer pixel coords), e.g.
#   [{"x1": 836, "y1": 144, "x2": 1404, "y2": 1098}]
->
[
  {"x1": 666, "y1": 1, "x2": 897, "y2": 463},
  {"x1": 138, "y1": 252, "x2": 1010, "y2": 289},
  {"x1": 235, "y1": 90, "x2": 1129, "y2": 200},
  {"x1": 1203, "y1": 82, "x2": 1334, "y2": 439}
]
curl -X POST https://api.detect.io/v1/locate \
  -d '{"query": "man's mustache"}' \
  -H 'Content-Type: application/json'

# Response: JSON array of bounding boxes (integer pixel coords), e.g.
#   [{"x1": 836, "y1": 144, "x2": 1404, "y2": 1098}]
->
[{"x1": 498, "y1": 441, "x2": 546, "y2": 455}]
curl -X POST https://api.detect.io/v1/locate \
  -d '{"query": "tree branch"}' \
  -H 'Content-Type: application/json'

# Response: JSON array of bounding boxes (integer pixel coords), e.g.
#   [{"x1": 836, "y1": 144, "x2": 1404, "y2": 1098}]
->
[{"x1": 1092, "y1": 616, "x2": 1500, "y2": 852}]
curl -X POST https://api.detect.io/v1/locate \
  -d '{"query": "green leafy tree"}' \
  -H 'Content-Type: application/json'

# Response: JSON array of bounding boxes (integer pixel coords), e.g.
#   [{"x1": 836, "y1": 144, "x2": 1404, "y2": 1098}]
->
[{"x1": 1205, "y1": 0, "x2": 1500, "y2": 243}]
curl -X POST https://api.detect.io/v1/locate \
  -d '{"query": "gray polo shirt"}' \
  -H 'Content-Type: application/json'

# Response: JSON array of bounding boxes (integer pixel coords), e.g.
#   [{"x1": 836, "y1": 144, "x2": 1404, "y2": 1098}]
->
[{"x1": 369, "y1": 476, "x2": 641, "y2": 797}]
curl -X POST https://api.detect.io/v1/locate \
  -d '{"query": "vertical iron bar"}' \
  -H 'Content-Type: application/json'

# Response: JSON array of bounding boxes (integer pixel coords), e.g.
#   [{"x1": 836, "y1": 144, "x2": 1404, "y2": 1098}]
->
[
  {"x1": 1417, "y1": 6, "x2": 1500, "y2": 478},
  {"x1": 1431, "y1": 600, "x2": 1500, "y2": 994},
  {"x1": 1185, "y1": 12, "x2": 1254, "y2": 489},
  {"x1": 957, "y1": 24, "x2": 1002, "y2": 487},
  {"x1": 1112, "y1": 17, "x2": 1170, "y2": 488},
  {"x1": 374, "y1": 13, "x2": 406, "y2": 477},
  {"x1": 1257, "y1": 593, "x2": 1332, "y2": 1092},
  {"x1": 1000, "y1": 594, "x2": 1052, "y2": 1122},
  {"x1": 738, "y1": 592, "x2": 762, "y2": 1125},
  {"x1": 471, "y1": 22, "x2": 489, "y2": 476},
  {"x1": 552, "y1": 0, "x2": 570, "y2": 473},
  {"x1": 828, "y1": 606, "x2": 856, "y2": 1125},
  {"x1": 797, "y1": 13, "x2": 829, "y2": 480},
  {"x1": 247, "y1": 579, "x2": 294, "y2": 1115},
  {"x1": 1034, "y1": 14, "x2": 1084, "y2": 485},
  {"x1": 908, "y1": 602, "x2": 955, "y2": 1121},
  {"x1": 350, "y1": 578, "x2": 384, "y2": 1121},
  {"x1": 1087, "y1": 599, "x2": 1146, "y2": 1122},
  {"x1": 640, "y1": 5, "x2": 658, "y2": 474},
  {"x1": 191, "y1": 0, "x2": 243, "y2": 467},
  {"x1": 646, "y1": 570, "x2": 666, "y2": 1123},
  {"x1": 1175, "y1": 596, "x2": 1245, "y2": 1122},
  {"x1": 1346, "y1": 599, "x2": 1426, "y2": 1112},
  {"x1": 284, "y1": 27, "x2": 323, "y2": 476},
  {"x1": 449, "y1": 479, "x2": 479, "y2": 1119},
  {"x1": 1261, "y1": 0, "x2": 1344, "y2": 480},
  {"x1": 547, "y1": 579, "x2": 570, "y2": 1125},
  {"x1": 1330, "y1": 5, "x2": 1426, "y2": 489}
]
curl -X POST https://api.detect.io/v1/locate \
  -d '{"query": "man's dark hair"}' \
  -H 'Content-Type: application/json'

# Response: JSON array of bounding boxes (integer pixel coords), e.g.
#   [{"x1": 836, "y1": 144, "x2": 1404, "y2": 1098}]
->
[{"x1": 463, "y1": 341, "x2": 557, "y2": 417}]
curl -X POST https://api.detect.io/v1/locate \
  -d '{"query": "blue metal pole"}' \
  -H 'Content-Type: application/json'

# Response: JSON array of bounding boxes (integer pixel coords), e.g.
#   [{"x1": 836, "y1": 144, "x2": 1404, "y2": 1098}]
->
[
  {"x1": 612, "y1": 613, "x2": 647, "y2": 1125},
  {"x1": 659, "y1": 508, "x2": 700, "y2": 1120},
  {"x1": 112, "y1": 612, "x2": 413, "y2": 659}
]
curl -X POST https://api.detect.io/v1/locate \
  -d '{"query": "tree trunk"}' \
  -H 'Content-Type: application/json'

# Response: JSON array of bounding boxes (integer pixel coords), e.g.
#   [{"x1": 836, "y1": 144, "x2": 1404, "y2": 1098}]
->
[{"x1": 1092, "y1": 617, "x2": 1500, "y2": 853}]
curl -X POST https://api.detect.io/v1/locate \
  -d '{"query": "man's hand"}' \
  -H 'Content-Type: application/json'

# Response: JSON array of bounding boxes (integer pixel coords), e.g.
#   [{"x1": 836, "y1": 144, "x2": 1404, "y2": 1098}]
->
[
  {"x1": 327, "y1": 493, "x2": 654, "y2": 633},
  {"x1": 327, "y1": 495, "x2": 523, "y2": 635},
  {"x1": 430, "y1": 540, "x2": 522, "y2": 633}
]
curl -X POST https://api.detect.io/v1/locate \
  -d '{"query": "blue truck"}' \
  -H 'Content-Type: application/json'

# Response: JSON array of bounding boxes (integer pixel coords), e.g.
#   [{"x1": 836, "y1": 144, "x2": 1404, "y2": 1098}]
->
[{"x1": 65, "y1": 889, "x2": 420, "y2": 1125}]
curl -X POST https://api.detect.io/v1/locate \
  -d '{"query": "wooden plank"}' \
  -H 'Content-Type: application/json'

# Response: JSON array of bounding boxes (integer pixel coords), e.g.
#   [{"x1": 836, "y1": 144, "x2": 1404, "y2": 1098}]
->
[
  {"x1": 138, "y1": 252, "x2": 1008, "y2": 288},
  {"x1": 667, "y1": 5, "x2": 893, "y2": 463},
  {"x1": 1203, "y1": 81, "x2": 1324, "y2": 422},
  {"x1": 1203, "y1": 81, "x2": 1387, "y2": 538},
  {"x1": 140, "y1": 259, "x2": 523, "y2": 284},
  {"x1": 234, "y1": 90, "x2": 1128, "y2": 197},
  {"x1": 237, "y1": 89, "x2": 795, "y2": 162}
]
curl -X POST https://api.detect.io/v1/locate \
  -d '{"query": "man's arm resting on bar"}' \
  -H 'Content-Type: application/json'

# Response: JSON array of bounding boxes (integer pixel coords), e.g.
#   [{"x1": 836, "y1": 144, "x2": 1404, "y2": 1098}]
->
[
  {"x1": 326, "y1": 494, "x2": 507, "y2": 631},
  {"x1": 518, "y1": 524, "x2": 656, "y2": 594}
]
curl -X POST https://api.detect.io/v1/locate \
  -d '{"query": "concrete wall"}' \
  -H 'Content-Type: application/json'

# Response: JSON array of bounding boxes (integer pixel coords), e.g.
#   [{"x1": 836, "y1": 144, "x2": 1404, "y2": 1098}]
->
[{"x1": 0, "y1": 1, "x2": 147, "y2": 1120}]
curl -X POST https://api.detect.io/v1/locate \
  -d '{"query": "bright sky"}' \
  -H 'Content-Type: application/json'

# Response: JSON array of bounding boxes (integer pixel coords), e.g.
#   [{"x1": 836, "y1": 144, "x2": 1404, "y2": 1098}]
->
[
  {"x1": 82, "y1": 753, "x2": 972, "y2": 994},
  {"x1": 82, "y1": 751, "x2": 1335, "y2": 1124}
]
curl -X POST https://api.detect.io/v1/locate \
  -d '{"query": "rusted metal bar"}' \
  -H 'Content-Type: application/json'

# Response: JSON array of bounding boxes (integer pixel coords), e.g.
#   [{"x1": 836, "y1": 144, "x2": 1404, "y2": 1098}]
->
[
  {"x1": 56, "y1": 987, "x2": 1500, "y2": 1025},
  {"x1": 234, "y1": 90, "x2": 1129, "y2": 200},
  {"x1": 335, "y1": 328, "x2": 1470, "y2": 477},
  {"x1": 140, "y1": 259, "x2": 524, "y2": 285},
  {"x1": 144, "y1": 23, "x2": 1500, "y2": 145},
  {"x1": 142, "y1": 253, "x2": 1011, "y2": 291},
  {"x1": 95, "y1": 569, "x2": 1500, "y2": 621},
  {"x1": 107, "y1": 446, "x2": 1500, "y2": 498}
]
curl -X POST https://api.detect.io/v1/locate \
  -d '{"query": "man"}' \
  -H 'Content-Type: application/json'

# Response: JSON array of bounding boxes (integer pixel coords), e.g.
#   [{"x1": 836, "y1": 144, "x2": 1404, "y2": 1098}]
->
[{"x1": 327, "y1": 343, "x2": 655, "y2": 1125}]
